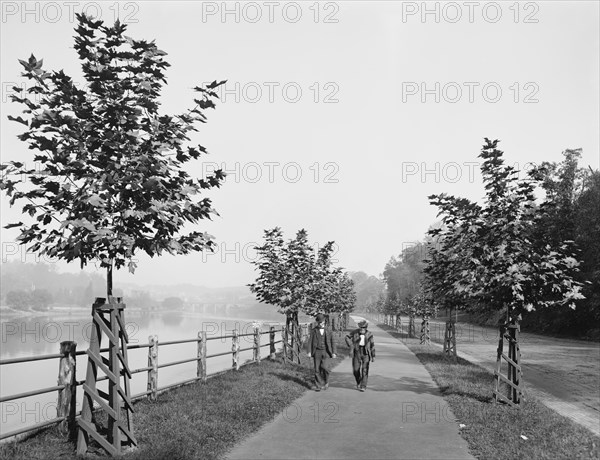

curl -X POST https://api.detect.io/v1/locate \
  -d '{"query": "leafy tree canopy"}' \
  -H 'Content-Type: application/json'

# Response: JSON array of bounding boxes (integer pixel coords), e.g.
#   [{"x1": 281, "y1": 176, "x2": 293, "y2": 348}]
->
[
  {"x1": 0, "y1": 14, "x2": 226, "y2": 282},
  {"x1": 425, "y1": 138, "x2": 585, "y2": 317}
]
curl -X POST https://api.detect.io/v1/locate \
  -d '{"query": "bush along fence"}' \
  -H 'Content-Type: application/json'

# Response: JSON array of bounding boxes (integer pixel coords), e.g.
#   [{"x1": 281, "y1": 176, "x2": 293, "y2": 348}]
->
[{"x1": 0, "y1": 297, "x2": 308, "y2": 455}]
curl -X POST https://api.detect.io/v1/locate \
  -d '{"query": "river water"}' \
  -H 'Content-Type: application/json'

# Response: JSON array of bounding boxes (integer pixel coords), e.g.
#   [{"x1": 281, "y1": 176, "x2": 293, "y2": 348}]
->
[{"x1": 0, "y1": 310, "x2": 288, "y2": 438}]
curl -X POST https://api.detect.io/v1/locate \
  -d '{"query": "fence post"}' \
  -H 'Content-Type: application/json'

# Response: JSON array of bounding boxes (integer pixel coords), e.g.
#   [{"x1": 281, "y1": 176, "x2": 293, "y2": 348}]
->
[
  {"x1": 269, "y1": 326, "x2": 276, "y2": 360},
  {"x1": 197, "y1": 331, "x2": 207, "y2": 382},
  {"x1": 253, "y1": 326, "x2": 261, "y2": 364},
  {"x1": 232, "y1": 330, "x2": 240, "y2": 370},
  {"x1": 147, "y1": 335, "x2": 158, "y2": 402},
  {"x1": 57, "y1": 340, "x2": 77, "y2": 440}
]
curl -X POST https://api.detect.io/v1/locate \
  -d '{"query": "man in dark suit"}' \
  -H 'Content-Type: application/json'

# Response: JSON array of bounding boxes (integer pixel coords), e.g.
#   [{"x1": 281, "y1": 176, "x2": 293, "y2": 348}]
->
[
  {"x1": 345, "y1": 319, "x2": 375, "y2": 391},
  {"x1": 308, "y1": 313, "x2": 337, "y2": 391}
]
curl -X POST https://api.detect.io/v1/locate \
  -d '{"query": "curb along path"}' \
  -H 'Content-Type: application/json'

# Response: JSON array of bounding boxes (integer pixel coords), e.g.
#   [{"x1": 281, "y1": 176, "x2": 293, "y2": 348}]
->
[{"x1": 226, "y1": 317, "x2": 474, "y2": 460}]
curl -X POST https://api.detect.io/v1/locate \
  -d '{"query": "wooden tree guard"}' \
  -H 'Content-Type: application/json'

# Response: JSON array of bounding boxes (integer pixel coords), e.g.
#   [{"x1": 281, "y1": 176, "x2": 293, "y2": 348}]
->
[
  {"x1": 493, "y1": 322, "x2": 523, "y2": 407},
  {"x1": 282, "y1": 326, "x2": 289, "y2": 364},
  {"x1": 395, "y1": 314, "x2": 401, "y2": 332},
  {"x1": 282, "y1": 313, "x2": 301, "y2": 365},
  {"x1": 283, "y1": 321, "x2": 301, "y2": 364},
  {"x1": 420, "y1": 317, "x2": 431, "y2": 345},
  {"x1": 77, "y1": 297, "x2": 136, "y2": 456},
  {"x1": 443, "y1": 320, "x2": 457, "y2": 361},
  {"x1": 294, "y1": 323, "x2": 302, "y2": 363},
  {"x1": 408, "y1": 314, "x2": 416, "y2": 338}
]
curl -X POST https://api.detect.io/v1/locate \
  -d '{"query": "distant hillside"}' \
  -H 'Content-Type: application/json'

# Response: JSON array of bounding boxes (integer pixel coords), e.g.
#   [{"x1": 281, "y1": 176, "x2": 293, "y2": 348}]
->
[{"x1": 0, "y1": 261, "x2": 257, "y2": 309}]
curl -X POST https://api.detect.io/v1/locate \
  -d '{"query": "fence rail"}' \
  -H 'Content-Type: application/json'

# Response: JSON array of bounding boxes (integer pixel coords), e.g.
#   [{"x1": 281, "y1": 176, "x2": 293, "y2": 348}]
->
[{"x1": 0, "y1": 322, "x2": 307, "y2": 442}]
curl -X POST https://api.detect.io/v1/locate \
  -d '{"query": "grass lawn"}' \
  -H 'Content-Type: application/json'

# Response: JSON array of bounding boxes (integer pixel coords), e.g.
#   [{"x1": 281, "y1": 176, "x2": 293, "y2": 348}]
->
[
  {"x1": 0, "y1": 336, "x2": 350, "y2": 460},
  {"x1": 378, "y1": 324, "x2": 599, "y2": 460}
]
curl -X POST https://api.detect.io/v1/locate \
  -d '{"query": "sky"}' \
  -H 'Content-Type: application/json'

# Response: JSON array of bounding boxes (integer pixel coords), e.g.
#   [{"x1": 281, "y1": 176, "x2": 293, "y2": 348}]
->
[{"x1": 1, "y1": 1, "x2": 599, "y2": 288}]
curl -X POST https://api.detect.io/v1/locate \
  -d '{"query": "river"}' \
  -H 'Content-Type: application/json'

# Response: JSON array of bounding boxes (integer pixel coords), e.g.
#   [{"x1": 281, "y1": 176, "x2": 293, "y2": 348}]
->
[{"x1": 0, "y1": 309, "x2": 289, "y2": 438}]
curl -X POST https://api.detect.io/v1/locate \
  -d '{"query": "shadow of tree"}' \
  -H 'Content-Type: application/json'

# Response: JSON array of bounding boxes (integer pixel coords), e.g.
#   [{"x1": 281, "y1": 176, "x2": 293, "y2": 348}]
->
[
  {"x1": 327, "y1": 369, "x2": 443, "y2": 395},
  {"x1": 271, "y1": 372, "x2": 312, "y2": 389},
  {"x1": 413, "y1": 352, "x2": 495, "y2": 403}
]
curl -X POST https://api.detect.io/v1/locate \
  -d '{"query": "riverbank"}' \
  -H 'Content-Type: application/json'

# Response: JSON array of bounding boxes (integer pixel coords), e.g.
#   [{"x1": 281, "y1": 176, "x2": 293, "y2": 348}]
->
[{"x1": 0, "y1": 337, "x2": 350, "y2": 459}]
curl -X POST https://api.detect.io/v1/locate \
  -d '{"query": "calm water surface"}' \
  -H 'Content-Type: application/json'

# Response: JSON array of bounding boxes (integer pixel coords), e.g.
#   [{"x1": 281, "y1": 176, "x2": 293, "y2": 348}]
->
[{"x1": 0, "y1": 310, "x2": 287, "y2": 437}]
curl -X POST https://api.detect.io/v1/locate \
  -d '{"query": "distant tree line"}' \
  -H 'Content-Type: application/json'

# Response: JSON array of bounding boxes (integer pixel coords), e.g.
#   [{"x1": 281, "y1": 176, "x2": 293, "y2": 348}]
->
[{"x1": 348, "y1": 271, "x2": 386, "y2": 312}]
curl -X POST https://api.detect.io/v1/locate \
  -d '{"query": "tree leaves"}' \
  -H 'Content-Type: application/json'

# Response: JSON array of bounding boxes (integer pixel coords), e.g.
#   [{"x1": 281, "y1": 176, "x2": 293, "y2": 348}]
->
[
  {"x1": 1, "y1": 13, "x2": 225, "y2": 274},
  {"x1": 424, "y1": 139, "x2": 586, "y2": 316},
  {"x1": 249, "y1": 228, "x2": 355, "y2": 317}
]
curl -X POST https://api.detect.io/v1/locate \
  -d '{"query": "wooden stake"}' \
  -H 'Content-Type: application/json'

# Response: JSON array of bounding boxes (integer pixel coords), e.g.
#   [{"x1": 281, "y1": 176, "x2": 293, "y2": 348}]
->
[
  {"x1": 408, "y1": 314, "x2": 416, "y2": 338},
  {"x1": 232, "y1": 330, "x2": 240, "y2": 370},
  {"x1": 253, "y1": 326, "x2": 260, "y2": 364},
  {"x1": 147, "y1": 335, "x2": 158, "y2": 402},
  {"x1": 269, "y1": 326, "x2": 276, "y2": 360},
  {"x1": 197, "y1": 331, "x2": 207, "y2": 382},
  {"x1": 57, "y1": 340, "x2": 77, "y2": 440}
]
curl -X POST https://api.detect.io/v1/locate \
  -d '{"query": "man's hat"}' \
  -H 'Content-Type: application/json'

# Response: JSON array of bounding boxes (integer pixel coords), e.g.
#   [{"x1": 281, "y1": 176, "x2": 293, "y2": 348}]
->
[
  {"x1": 315, "y1": 313, "x2": 326, "y2": 322},
  {"x1": 358, "y1": 320, "x2": 368, "y2": 328}
]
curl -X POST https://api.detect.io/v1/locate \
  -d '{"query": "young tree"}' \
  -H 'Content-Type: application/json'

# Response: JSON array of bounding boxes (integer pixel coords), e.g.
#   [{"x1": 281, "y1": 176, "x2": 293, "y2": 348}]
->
[
  {"x1": 427, "y1": 139, "x2": 584, "y2": 320},
  {"x1": 426, "y1": 138, "x2": 585, "y2": 401},
  {"x1": 0, "y1": 14, "x2": 226, "y2": 299},
  {"x1": 249, "y1": 228, "x2": 351, "y2": 357},
  {"x1": 250, "y1": 228, "x2": 308, "y2": 361}
]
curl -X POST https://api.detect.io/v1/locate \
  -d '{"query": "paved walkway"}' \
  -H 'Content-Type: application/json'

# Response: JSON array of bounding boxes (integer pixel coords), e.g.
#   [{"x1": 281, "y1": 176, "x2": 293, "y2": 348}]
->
[{"x1": 226, "y1": 317, "x2": 474, "y2": 460}]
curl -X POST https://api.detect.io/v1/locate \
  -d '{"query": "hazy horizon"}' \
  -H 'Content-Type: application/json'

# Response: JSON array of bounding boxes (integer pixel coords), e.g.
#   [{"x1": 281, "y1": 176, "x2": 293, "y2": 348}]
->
[{"x1": 1, "y1": 1, "x2": 598, "y2": 288}]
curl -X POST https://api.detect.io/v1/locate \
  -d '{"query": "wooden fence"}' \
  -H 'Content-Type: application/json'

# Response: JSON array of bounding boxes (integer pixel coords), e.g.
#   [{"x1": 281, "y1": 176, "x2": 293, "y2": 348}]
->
[{"x1": 0, "y1": 322, "x2": 308, "y2": 442}]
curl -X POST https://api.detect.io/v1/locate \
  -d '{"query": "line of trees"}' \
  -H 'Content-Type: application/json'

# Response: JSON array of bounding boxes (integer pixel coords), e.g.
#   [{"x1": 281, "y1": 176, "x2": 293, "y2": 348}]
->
[
  {"x1": 381, "y1": 139, "x2": 599, "y2": 339},
  {"x1": 249, "y1": 228, "x2": 357, "y2": 334}
]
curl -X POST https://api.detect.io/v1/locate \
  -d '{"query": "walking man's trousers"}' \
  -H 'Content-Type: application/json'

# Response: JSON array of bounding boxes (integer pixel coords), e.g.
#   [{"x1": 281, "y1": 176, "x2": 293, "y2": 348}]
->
[
  {"x1": 352, "y1": 353, "x2": 370, "y2": 389},
  {"x1": 313, "y1": 349, "x2": 330, "y2": 387}
]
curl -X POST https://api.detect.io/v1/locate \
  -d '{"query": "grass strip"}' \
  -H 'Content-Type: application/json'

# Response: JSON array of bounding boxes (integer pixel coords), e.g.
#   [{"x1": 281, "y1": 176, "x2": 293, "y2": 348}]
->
[
  {"x1": 0, "y1": 337, "x2": 349, "y2": 460},
  {"x1": 378, "y1": 324, "x2": 599, "y2": 460}
]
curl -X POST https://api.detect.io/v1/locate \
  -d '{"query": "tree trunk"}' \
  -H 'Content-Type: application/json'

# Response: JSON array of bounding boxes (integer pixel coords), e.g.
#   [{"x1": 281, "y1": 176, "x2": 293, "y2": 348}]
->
[
  {"x1": 285, "y1": 311, "x2": 299, "y2": 363},
  {"x1": 106, "y1": 260, "x2": 113, "y2": 297}
]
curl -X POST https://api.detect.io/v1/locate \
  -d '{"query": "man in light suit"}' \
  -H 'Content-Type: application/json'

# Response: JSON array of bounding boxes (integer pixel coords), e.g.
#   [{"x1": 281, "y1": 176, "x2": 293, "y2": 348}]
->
[
  {"x1": 345, "y1": 320, "x2": 375, "y2": 391},
  {"x1": 308, "y1": 313, "x2": 337, "y2": 391}
]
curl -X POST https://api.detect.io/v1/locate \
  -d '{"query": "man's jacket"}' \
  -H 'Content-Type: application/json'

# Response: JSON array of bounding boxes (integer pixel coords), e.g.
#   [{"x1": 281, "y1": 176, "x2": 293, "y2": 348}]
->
[
  {"x1": 309, "y1": 325, "x2": 336, "y2": 357},
  {"x1": 345, "y1": 329, "x2": 376, "y2": 361}
]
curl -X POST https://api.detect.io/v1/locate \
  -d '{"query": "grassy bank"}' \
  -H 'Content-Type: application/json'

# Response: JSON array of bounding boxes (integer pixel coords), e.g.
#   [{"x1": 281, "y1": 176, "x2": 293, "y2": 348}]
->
[
  {"x1": 377, "y1": 324, "x2": 599, "y2": 460},
  {"x1": 0, "y1": 336, "x2": 350, "y2": 460}
]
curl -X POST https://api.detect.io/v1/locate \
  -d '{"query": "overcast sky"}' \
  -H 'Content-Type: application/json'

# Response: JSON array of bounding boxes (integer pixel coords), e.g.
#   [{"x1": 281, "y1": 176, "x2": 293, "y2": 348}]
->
[{"x1": 1, "y1": 1, "x2": 598, "y2": 288}]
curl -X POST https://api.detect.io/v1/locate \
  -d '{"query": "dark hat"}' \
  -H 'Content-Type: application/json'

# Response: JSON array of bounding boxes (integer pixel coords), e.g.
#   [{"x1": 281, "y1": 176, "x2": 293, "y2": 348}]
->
[
  {"x1": 315, "y1": 313, "x2": 325, "y2": 322},
  {"x1": 358, "y1": 320, "x2": 368, "y2": 328}
]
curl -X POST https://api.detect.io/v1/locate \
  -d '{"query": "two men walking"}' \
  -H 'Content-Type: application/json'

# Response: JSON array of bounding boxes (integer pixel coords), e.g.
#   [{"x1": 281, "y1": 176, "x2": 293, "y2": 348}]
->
[{"x1": 308, "y1": 315, "x2": 375, "y2": 392}]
